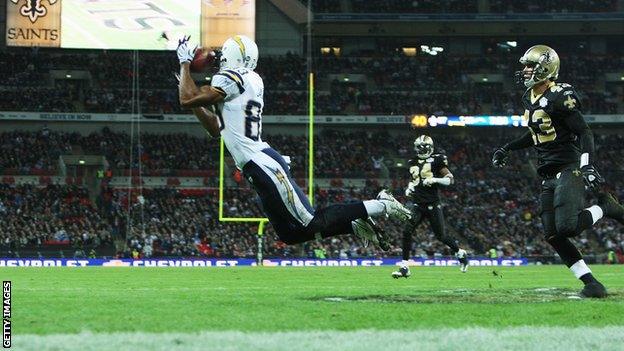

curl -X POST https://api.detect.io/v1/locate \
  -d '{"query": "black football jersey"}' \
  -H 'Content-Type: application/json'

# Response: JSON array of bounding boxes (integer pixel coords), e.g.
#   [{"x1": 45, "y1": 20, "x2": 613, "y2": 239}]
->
[
  {"x1": 408, "y1": 153, "x2": 448, "y2": 203},
  {"x1": 522, "y1": 83, "x2": 581, "y2": 176},
  {"x1": 521, "y1": 82, "x2": 583, "y2": 176}
]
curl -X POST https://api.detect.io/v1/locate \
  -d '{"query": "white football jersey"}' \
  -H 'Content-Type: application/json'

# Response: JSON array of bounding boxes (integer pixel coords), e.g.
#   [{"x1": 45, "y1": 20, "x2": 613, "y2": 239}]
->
[{"x1": 211, "y1": 67, "x2": 270, "y2": 169}]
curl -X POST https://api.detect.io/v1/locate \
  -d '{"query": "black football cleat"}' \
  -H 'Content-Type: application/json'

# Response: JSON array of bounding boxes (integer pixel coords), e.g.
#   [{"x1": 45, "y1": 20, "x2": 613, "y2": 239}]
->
[
  {"x1": 455, "y1": 249, "x2": 469, "y2": 273},
  {"x1": 580, "y1": 282, "x2": 608, "y2": 298},
  {"x1": 352, "y1": 218, "x2": 391, "y2": 251},
  {"x1": 597, "y1": 192, "x2": 624, "y2": 225}
]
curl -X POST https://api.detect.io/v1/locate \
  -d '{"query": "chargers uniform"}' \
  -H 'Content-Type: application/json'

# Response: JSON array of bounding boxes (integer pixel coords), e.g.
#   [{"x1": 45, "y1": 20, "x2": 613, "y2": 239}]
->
[{"x1": 211, "y1": 67, "x2": 315, "y2": 233}]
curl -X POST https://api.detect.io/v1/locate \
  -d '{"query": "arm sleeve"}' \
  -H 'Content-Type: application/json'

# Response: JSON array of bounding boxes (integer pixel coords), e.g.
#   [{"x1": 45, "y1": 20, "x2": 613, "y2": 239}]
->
[
  {"x1": 564, "y1": 110, "x2": 594, "y2": 166},
  {"x1": 556, "y1": 86, "x2": 594, "y2": 166},
  {"x1": 503, "y1": 131, "x2": 534, "y2": 151},
  {"x1": 211, "y1": 70, "x2": 245, "y2": 101}
]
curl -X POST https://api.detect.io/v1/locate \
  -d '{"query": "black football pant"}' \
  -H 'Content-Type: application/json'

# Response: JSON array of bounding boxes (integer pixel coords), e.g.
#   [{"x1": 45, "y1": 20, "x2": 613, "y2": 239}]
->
[
  {"x1": 402, "y1": 202, "x2": 459, "y2": 261},
  {"x1": 540, "y1": 166, "x2": 594, "y2": 267}
]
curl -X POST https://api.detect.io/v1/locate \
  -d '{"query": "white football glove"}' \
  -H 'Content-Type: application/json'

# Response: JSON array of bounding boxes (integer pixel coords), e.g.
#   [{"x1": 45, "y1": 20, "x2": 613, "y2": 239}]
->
[
  {"x1": 176, "y1": 36, "x2": 196, "y2": 64},
  {"x1": 422, "y1": 178, "x2": 436, "y2": 187},
  {"x1": 405, "y1": 181, "x2": 416, "y2": 197}
]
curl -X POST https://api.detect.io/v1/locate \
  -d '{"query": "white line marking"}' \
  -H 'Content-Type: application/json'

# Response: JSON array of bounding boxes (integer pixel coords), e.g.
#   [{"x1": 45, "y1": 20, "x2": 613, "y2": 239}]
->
[{"x1": 15, "y1": 327, "x2": 624, "y2": 351}]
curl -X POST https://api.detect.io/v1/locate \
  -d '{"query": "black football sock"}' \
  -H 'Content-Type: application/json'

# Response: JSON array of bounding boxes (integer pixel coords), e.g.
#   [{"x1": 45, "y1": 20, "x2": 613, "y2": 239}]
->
[
  {"x1": 573, "y1": 210, "x2": 594, "y2": 235},
  {"x1": 319, "y1": 220, "x2": 356, "y2": 238},
  {"x1": 580, "y1": 272, "x2": 599, "y2": 285},
  {"x1": 546, "y1": 236, "x2": 583, "y2": 267},
  {"x1": 442, "y1": 238, "x2": 460, "y2": 253},
  {"x1": 402, "y1": 232, "x2": 413, "y2": 261},
  {"x1": 308, "y1": 202, "x2": 368, "y2": 238}
]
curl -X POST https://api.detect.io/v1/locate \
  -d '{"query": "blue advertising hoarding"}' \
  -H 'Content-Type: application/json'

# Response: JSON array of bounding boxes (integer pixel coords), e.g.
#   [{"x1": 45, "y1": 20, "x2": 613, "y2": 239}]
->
[{"x1": 0, "y1": 258, "x2": 527, "y2": 267}]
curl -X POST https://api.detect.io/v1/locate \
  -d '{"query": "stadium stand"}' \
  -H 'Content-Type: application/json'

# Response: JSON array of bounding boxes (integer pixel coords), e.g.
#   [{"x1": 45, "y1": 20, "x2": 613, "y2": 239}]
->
[
  {"x1": 1, "y1": 128, "x2": 622, "y2": 261},
  {"x1": 305, "y1": 0, "x2": 617, "y2": 13},
  {"x1": 0, "y1": 46, "x2": 622, "y2": 115}
]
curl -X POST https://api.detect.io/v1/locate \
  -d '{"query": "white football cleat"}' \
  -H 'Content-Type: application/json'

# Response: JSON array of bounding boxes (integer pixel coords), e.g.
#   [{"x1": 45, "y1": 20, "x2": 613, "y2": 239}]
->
[
  {"x1": 456, "y1": 248, "x2": 468, "y2": 273},
  {"x1": 376, "y1": 189, "x2": 411, "y2": 221},
  {"x1": 392, "y1": 265, "x2": 411, "y2": 279},
  {"x1": 352, "y1": 218, "x2": 378, "y2": 247},
  {"x1": 352, "y1": 218, "x2": 390, "y2": 251}
]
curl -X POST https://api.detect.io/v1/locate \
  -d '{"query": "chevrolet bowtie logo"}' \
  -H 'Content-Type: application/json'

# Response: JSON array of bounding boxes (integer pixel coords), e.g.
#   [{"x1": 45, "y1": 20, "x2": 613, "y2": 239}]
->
[{"x1": 10, "y1": 0, "x2": 58, "y2": 23}]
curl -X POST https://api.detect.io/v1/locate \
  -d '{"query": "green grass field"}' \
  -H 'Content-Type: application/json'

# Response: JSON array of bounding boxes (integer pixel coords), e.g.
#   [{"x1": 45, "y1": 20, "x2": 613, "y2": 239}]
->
[{"x1": 3, "y1": 265, "x2": 624, "y2": 350}]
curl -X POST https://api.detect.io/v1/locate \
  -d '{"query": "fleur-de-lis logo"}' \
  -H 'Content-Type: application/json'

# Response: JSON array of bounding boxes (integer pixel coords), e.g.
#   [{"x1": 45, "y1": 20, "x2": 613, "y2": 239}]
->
[
  {"x1": 540, "y1": 51, "x2": 552, "y2": 65},
  {"x1": 10, "y1": 0, "x2": 59, "y2": 24}
]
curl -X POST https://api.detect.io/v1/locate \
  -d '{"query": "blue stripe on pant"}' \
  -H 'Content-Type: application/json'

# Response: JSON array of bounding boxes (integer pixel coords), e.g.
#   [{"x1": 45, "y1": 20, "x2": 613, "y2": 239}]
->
[
  {"x1": 243, "y1": 149, "x2": 315, "y2": 244},
  {"x1": 261, "y1": 148, "x2": 315, "y2": 214}
]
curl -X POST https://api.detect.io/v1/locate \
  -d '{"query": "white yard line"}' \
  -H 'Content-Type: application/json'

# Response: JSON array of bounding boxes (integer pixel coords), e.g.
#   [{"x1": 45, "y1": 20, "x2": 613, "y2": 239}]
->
[{"x1": 14, "y1": 327, "x2": 624, "y2": 351}]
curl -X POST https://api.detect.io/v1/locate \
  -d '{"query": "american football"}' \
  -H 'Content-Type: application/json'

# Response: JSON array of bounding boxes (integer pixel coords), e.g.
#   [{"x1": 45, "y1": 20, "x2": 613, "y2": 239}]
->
[{"x1": 190, "y1": 47, "x2": 217, "y2": 73}]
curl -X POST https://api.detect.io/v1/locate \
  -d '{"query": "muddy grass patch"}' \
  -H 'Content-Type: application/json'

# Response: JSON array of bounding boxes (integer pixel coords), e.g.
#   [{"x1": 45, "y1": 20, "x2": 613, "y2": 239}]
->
[{"x1": 310, "y1": 288, "x2": 623, "y2": 304}]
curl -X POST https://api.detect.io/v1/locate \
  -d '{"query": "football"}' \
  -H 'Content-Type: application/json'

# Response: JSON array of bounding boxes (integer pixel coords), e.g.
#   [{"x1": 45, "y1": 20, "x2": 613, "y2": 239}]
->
[{"x1": 190, "y1": 48, "x2": 217, "y2": 73}]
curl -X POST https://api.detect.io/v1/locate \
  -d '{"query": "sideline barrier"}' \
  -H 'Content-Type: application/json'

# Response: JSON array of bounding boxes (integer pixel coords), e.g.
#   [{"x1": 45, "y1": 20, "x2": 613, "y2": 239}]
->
[{"x1": 0, "y1": 258, "x2": 527, "y2": 267}]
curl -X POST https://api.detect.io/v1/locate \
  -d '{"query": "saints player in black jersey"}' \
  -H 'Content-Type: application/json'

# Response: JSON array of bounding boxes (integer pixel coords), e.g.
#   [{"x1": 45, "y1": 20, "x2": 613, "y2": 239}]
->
[
  {"x1": 492, "y1": 45, "x2": 624, "y2": 298},
  {"x1": 392, "y1": 135, "x2": 468, "y2": 278}
]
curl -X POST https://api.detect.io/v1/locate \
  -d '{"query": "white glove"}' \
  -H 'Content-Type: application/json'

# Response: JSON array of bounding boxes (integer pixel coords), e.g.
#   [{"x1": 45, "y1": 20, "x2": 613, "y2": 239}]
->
[
  {"x1": 176, "y1": 36, "x2": 196, "y2": 64},
  {"x1": 282, "y1": 156, "x2": 292, "y2": 170},
  {"x1": 405, "y1": 181, "x2": 416, "y2": 197},
  {"x1": 423, "y1": 178, "x2": 436, "y2": 187}
]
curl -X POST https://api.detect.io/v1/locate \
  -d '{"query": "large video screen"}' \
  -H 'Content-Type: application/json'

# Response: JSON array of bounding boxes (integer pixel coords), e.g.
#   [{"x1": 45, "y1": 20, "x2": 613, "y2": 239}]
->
[
  {"x1": 6, "y1": 0, "x2": 255, "y2": 50},
  {"x1": 61, "y1": 0, "x2": 201, "y2": 50}
]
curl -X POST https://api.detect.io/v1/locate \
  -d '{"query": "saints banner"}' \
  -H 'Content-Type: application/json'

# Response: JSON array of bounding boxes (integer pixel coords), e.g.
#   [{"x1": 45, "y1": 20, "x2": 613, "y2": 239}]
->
[
  {"x1": 6, "y1": 0, "x2": 255, "y2": 50},
  {"x1": 6, "y1": 0, "x2": 62, "y2": 47}
]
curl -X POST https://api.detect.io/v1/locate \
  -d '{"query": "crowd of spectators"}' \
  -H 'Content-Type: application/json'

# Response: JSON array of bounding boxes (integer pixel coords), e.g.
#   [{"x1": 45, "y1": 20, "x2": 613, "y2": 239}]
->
[
  {"x1": 488, "y1": 0, "x2": 618, "y2": 13},
  {"x1": 349, "y1": 0, "x2": 477, "y2": 14},
  {"x1": 1, "y1": 130, "x2": 623, "y2": 260},
  {"x1": 0, "y1": 129, "x2": 76, "y2": 175},
  {"x1": 1, "y1": 48, "x2": 621, "y2": 115},
  {"x1": 3, "y1": 128, "x2": 624, "y2": 181},
  {"x1": 0, "y1": 184, "x2": 113, "y2": 250},
  {"x1": 305, "y1": 0, "x2": 618, "y2": 13}
]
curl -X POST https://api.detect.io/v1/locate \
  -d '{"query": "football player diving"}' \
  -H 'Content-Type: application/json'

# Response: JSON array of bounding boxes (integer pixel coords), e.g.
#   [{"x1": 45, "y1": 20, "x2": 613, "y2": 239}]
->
[
  {"x1": 492, "y1": 45, "x2": 624, "y2": 298},
  {"x1": 392, "y1": 135, "x2": 468, "y2": 279},
  {"x1": 175, "y1": 35, "x2": 411, "y2": 252}
]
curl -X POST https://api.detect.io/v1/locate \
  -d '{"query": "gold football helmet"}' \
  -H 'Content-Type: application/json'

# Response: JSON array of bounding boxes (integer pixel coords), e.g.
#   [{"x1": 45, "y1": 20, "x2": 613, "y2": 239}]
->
[
  {"x1": 414, "y1": 135, "x2": 434, "y2": 159},
  {"x1": 515, "y1": 45, "x2": 560, "y2": 88}
]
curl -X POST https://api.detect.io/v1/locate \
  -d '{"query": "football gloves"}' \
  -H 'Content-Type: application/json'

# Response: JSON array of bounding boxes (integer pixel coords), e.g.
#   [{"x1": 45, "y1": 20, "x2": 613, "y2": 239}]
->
[
  {"x1": 581, "y1": 165, "x2": 604, "y2": 188},
  {"x1": 405, "y1": 181, "x2": 416, "y2": 197},
  {"x1": 176, "y1": 35, "x2": 196, "y2": 64},
  {"x1": 422, "y1": 178, "x2": 435, "y2": 187},
  {"x1": 492, "y1": 147, "x2": 509, "y2": 168}
]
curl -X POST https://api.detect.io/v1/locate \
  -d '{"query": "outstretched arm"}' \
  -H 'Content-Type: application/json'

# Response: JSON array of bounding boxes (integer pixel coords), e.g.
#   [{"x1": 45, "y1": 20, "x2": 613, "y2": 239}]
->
[
  {"x1": 492, "y1": 131, "x2": 533, "y2": 167},
  {"x1": 564, "y1": 110, "x2": 603, "y2": 187},
  {"x1": 423, "y1": 167, "x2": 453, "y2": 187},
  {"x1": 564, "y1": 110, "x2": 594, "y2": 167},
  {"x1": 175, "y1": 37, "x2": 225, "y2": 109},
  {"x1": 502, "y1": 131, "x2": 534, "y2": 151},
  {"x1": 175, "y1": 70, "x2": 221, "y2": 138},
  {"x1": 192, "y1": 107, "x2": 220, "y2": 138},
  {"x1": 178, "y1": 63, "x2": 225, "y2": 108}
]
